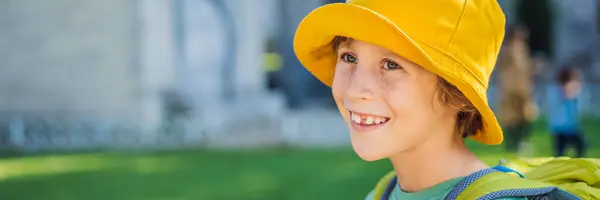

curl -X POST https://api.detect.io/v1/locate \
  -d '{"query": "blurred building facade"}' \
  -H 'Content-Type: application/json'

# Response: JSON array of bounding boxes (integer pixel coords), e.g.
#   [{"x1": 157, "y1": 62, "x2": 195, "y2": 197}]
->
[
  {"x1": 0, "y1": 0, "x2": 598, "y2": 150},
  {"x1": 0, "y1": 0, "x2": 286, "y2": 149},
  {"x1": 0, "y1": 0, "x2": 144, "y2": 149}
]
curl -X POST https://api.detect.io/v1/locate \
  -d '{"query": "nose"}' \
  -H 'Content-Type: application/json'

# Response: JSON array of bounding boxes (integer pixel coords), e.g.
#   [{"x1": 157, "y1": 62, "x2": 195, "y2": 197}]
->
[{"x1": 345, "y1": 67, "x2": 376, "y2": 101}]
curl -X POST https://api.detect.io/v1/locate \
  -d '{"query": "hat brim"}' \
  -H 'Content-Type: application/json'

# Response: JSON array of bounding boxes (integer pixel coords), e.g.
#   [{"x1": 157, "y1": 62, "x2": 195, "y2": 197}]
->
[{"x1": 294, "y1": 3, "x2": 503, "y2": 145}]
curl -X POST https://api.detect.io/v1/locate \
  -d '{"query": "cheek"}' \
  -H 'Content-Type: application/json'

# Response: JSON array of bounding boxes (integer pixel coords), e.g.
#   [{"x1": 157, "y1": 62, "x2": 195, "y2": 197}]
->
[
  {"x1": 331, "y1": 64, "x2": 350, "y2": 100},
  {"x1": 382, "y1": 77, "x2": 422, "y2": 112},
  {"x1": 383, "y1": 77, "x2": 440, "y2": 126}
]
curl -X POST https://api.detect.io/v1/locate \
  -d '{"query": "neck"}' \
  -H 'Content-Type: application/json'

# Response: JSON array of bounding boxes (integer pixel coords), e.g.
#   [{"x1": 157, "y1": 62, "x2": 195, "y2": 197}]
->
[{"x1": 389, "y1": 133, "x2": 488, "y2": 192}]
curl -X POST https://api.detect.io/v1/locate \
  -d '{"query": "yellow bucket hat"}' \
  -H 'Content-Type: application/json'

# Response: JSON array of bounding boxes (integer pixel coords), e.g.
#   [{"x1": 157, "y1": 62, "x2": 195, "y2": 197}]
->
[{"x1": 293, "y1": 0, "x2": 506, "y2": 145}]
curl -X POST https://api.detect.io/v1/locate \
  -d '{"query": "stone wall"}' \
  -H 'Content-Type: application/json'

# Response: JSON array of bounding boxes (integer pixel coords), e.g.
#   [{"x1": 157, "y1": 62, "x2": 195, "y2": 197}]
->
[
  {"x1": 0, "y1": 0, "x2": 139, "y2": 116},
  {"x1": 0, "y1": 0, "x2": 146, "y2": 149},
  {"x1": 0, "y1": 0, "x2": 287, "y2": 150}
]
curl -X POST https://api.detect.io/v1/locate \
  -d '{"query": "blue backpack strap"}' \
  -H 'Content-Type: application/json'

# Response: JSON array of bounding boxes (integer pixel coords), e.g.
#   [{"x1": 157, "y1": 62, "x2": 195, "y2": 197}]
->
[
  {"x1": 382, "y1": 167, "x2": 525, "y2": 200},
  {"x1": 445, "y1": 167, "x2": 579, "y2": 200},
  {"x1": 381, "y1": 166, "x2": 580, "y2": 200},
  {"x1": 380, "y1": 176, "x2": 397, "y2": 200},
  {"x1": 445, "y1": 168, "x2": 499, "y2": 200}
]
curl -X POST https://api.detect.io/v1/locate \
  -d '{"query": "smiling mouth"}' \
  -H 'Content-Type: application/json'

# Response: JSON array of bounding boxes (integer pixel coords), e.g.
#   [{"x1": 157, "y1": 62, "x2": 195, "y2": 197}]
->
[{"x1": 349, "y1": 111, "x2": 390, "y2": 125}]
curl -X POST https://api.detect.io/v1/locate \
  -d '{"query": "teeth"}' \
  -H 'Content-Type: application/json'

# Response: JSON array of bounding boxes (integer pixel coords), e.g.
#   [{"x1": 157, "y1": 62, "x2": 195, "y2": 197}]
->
[
  {"x1": 351, "y1": 112, "x2": 388, "y2": 125},
  {"x1": 365, "y1": 117, "x2": 374, "y2": 125},
  {"x1": 351, "y1": 113, "x2": 361, "y2": 123}
]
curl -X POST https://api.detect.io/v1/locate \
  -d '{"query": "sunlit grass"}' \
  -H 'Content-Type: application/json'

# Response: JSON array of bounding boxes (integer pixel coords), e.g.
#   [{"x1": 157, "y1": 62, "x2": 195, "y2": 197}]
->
[
  {"x1": 0, "y1": 153, "x2": 111, "y2": 181},
  {"x1": 0, "y1": 118, "x2": 597, "y2": 200}
]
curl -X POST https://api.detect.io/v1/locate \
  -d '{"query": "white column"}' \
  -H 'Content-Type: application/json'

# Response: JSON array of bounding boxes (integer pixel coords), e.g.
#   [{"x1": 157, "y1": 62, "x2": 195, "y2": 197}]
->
[
  {"x1": 181, "y1": 0, "x2": 228, "y2": 133},
  {"x1": 183, "y1": 0, "x2": 225, "y2": 98},
  {"x1": 137, "y1": 0, "x2": 177, "y2": 137},
  {"x1": 233, "y1": 0, "x2": 268, "y2": 98}
]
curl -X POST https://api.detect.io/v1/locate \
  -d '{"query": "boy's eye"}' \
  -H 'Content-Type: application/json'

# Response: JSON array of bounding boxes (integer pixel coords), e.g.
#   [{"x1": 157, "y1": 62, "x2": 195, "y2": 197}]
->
[
  {"x1": 340, "y1": 53, "x2": 357, "y2": 64},
  {"x1": 383, "y1": 60, "x2": 402, "y2": 70}
]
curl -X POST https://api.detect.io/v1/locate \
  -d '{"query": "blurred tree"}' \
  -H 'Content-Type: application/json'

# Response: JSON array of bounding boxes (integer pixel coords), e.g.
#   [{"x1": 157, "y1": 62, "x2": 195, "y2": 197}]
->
[
  {"x1": 597, "y1": 0, "x2": 600, "y2": 34},
  {"x1": 516, "y1": 0, "x2": 554, "y2": 57}
]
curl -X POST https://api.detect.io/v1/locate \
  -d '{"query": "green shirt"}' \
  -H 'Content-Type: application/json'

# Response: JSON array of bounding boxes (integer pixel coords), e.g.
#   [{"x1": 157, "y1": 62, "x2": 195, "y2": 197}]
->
[{"x1": 365, "y1": 177, "x2": 527, "y2": 200}]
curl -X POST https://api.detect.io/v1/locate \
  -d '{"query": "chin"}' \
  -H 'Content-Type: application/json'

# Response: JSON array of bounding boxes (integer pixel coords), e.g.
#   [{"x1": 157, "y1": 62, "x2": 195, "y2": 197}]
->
[
  {"x1": 351, "y1": 143, "x2": 388, "y2": 162},
  {"x1": 351, "y1": 137, "x2": 414, "y2": 162},
  {"x1": 356, "y1": 152, "x2": 386, "y2": 162}
]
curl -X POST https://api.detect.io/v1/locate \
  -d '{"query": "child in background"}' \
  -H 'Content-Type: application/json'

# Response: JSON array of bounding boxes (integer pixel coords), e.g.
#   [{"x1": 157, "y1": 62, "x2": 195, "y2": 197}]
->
[
  {"x1": 548, "y1": 67, "x2": 586, "y2": 157},
  {"x1": 496, "y1": 24, "x2": 538, "y2": 154}
]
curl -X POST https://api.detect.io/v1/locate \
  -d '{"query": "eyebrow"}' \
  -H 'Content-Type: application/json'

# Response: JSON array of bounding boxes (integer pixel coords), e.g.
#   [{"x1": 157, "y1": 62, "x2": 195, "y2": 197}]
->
[{"x1": 382, "y1": 49, "x2": 402, "y2": 59}]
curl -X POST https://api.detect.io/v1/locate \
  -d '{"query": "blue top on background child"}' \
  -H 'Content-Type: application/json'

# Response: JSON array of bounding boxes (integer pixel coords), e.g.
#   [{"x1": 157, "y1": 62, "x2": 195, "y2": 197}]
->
[{"x1": 547, "y1": 67, "x2": 583, "y2": 134}]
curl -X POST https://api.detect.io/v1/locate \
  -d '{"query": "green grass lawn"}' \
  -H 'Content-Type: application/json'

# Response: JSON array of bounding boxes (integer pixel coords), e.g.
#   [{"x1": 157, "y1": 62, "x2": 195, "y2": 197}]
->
[{"x1": 0, "y1": 119, "x2": 598, "y2": 200}]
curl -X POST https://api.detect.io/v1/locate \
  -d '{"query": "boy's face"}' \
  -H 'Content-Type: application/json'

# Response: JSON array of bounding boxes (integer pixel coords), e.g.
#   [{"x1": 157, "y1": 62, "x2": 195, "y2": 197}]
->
[
  {"x1": 331, "y1": 40, "x2": 457, "y2": 161},
  {"x1": 564, "y1": 79, "x2": 581, "y2": 99},
  {"x1": 562, "y1": 69, "x2": 581, "y2": 99}
]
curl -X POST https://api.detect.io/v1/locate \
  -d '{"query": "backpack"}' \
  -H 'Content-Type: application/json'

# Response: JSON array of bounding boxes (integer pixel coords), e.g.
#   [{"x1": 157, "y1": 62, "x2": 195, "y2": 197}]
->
[{"x1": 372, "y1": 157, "x2": 600, "y2": 200}]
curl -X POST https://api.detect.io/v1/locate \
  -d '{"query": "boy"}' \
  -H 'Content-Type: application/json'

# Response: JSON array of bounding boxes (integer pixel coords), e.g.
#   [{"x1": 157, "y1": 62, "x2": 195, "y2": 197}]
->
[
  {"x1": 548, "y1": 67, "x2": 586, "y2": 157},
  {"x1": 294, "y1": 0, "x2": 525, "y2": 199}
]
